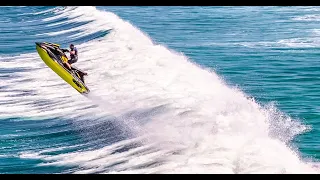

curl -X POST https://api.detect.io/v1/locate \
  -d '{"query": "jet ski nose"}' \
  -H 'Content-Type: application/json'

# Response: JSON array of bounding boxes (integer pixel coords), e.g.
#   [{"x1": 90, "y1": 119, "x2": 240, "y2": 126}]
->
[{"x1": 35, "y1": 42, "x2": 42, "y2": 47}]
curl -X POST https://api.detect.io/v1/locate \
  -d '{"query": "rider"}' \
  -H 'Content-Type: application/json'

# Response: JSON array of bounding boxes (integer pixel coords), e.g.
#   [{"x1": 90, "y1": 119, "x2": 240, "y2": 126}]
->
[
  {"x1": 61, "y1": 44, "x2": 88, "y2": 78},
  {"x1": 62, "y1": 44, "x2": 78, "y2": 65}
]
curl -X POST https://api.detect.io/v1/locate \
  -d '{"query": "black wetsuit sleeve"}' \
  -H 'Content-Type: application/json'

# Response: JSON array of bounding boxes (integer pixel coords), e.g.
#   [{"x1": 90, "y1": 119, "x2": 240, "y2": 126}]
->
[{"x1": 61, "y1": 48, "x2": 69, "y2": 52}]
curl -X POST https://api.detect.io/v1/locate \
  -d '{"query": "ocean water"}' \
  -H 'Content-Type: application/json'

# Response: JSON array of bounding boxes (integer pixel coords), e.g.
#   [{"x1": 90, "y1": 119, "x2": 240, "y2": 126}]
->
[{"x1": 0, "y1": 6, "x2": 320, "y2": 174}]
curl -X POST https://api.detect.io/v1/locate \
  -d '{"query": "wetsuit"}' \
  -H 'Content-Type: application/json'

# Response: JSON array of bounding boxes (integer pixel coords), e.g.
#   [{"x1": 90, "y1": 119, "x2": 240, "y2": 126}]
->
[
  {"x1": 68, "y1": 47, "x2": 78, "y2": 64},
  {"x1": 61, "y1": 47, "x2": 78, "y2": 64}
]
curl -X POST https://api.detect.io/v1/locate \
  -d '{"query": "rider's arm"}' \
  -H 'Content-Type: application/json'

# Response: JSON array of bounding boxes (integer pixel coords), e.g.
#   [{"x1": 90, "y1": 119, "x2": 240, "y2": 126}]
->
[{"x1": 61, "y1": 48, "x2": 69, "y2": 53}]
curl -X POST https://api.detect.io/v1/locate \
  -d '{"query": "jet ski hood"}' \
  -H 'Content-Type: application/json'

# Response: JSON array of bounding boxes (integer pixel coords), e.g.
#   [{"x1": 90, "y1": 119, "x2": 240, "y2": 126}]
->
[{"x1": 36, "y1": 42, "x2": 60, "y2": 49}]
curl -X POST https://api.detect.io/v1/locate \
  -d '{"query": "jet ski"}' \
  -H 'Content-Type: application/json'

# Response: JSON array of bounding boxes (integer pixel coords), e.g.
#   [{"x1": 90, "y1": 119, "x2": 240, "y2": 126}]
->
[{"x1": 35, "y1": 42, "x2": 90, "y2": 94}]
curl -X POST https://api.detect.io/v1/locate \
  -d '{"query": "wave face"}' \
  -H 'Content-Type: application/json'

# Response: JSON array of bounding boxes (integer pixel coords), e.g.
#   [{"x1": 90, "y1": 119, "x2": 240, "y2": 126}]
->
[{"x1": 0, "y1": 6, "x2": 319, "y2": 174}]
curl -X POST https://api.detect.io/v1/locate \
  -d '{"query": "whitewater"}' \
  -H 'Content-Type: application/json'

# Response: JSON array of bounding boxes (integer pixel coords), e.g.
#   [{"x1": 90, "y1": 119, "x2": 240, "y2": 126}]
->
[{"x1": 0, "y1": 6, "x2": 319, "y2": 174}]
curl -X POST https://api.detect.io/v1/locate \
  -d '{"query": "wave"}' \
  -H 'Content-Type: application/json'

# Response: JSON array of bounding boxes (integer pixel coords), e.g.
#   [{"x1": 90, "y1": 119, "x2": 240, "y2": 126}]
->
[{"x1": 0, "y1": 6, "x2": 319, "y2": 174}]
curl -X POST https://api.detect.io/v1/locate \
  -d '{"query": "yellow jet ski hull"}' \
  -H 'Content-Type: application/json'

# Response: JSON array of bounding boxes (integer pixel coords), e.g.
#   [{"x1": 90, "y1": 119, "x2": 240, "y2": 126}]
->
[{"x1": 35, "y1": 42, "x2": 90, "y2": 94}]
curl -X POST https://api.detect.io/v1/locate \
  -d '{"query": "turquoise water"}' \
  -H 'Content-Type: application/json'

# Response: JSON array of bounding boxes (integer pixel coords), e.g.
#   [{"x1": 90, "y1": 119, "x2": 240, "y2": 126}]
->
[{"x1": 0, "y1": 6, "x2": 320, "y2": 173}]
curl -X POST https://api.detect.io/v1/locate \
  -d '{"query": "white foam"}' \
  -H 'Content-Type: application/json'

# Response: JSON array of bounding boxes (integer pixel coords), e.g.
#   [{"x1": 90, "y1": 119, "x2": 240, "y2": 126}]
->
[
  {"x1": 292, "y1": 14, "x2": 320, "y2": 21},
  {"x1": 277, "y1": 38, "x2": 320, "y2": 48}
]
